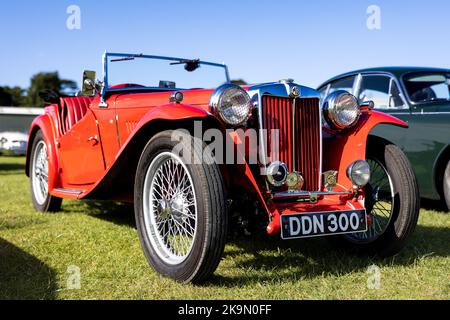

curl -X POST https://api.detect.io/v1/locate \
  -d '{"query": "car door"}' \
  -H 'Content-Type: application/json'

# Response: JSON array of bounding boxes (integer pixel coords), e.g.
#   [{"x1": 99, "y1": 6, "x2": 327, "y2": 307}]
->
[
  {"x1": 89, "y1": 96, "x2": 121, "y2": 170},
  {"x1": 356, "y1": 73, "x2": 410, "y2": 149},
  {"x1": 400, "y1": 72, "x2": 450, "y2": 199},
  {"x1": 59, "y1": 109, "x2": 106, "y2": 186}
]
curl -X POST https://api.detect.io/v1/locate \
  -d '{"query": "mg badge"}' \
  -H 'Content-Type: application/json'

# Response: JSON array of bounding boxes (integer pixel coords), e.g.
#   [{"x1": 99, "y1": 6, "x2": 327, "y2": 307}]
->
[
  {"x1": 323, "y1": 170, "x2": 338, "y2": 192},
  {"x1": 290, "y1": 86, "x2": 300, "y2": 97}
]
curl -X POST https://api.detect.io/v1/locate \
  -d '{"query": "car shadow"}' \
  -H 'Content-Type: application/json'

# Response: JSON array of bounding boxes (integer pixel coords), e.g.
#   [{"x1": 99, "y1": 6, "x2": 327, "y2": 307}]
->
[
  {"x1": 0, "y1": 238, "x2": 57, "y2": 299},
  {"x1": 82, "y1": 200, "x2": 136, "y2": 228},
  {"x1": 83, "y1": 201, "x2": 449, "y2": 286},
  {"x1": 421, "y1": 198, "x2": 448, "y2": 212},
  {"x1": 0, "y1": 161, "x2": 26, "y2": 175}
]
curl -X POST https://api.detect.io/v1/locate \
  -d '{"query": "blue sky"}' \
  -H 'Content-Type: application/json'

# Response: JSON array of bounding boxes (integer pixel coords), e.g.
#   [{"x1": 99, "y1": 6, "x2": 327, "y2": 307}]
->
[{"x1": 1, "y1": 0, "x2": 449, "y2": 89}]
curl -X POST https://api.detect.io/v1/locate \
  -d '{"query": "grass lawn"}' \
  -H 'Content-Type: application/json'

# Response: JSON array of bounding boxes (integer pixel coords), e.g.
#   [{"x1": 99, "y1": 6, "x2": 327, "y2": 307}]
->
[{"x1": 0, "y1": 156, "x2": 449, "y2": 300}]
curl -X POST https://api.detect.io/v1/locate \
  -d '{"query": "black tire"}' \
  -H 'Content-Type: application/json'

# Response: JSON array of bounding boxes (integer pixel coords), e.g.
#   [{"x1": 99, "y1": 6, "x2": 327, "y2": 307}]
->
[
  {"x1": 29, "y1": 131, "x2": 62, "y2": 212},
  {"x1": 339, "y1": 142, "x2": 420, "y2": 257},
  {"x1": 444, "y1": 161, "x2": 450, "y2": 212},
  {"x1": 134, "y1": 130, "x2": 228, "y2": 283}
]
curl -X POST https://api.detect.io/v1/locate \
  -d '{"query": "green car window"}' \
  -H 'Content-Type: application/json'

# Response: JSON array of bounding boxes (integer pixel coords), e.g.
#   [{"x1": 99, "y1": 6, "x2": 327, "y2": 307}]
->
[
  {"x1": 329, "y1": 76, "x2": 356, "y2": 95},
  {"x1": 404, "y1": 72, "x2": 450, "y2": 103},
  {"x1": 359, "y1": 75, "x2": 406, "y2": 109}
]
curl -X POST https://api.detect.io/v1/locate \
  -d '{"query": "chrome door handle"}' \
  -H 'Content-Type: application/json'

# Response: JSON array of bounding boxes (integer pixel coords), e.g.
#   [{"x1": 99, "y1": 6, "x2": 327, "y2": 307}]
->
[{"x1": 88, "y1": 135, "x2": 99, "y2": 146}]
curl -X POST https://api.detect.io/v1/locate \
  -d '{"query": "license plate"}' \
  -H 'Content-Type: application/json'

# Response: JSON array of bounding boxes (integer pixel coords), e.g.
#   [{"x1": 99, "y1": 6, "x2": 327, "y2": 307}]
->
[{"x1": 281, "y1": 210, "x2": 367, "y2": 240}]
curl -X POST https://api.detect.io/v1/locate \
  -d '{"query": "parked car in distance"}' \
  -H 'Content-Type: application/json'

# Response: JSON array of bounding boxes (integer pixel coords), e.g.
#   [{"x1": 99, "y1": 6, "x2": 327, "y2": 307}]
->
[
  {"x1": 318, "y1": 67, "x2": 450, "y2": 211},
  {"x1": 27, "y1": 53, "x2": 419, "y2": 283},
  {"x1": 0, "y1": 131, "x2": 28, "y2": 155},
  {"x1": 0, "y1": 107, "x2": 44, "y2": 156}
]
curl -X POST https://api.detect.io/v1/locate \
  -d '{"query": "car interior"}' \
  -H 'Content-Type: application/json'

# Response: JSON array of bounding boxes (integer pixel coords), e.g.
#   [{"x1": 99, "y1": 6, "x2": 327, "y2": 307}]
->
[{"x1": 58, "y1": 96, "x2": 93, "y2": 135}]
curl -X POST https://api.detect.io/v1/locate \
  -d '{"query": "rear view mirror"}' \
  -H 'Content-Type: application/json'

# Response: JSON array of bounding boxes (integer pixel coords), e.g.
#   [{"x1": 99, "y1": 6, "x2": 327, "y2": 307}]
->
[{"x1": 81, "y1": 70, "x2": 97, "y2": 96}]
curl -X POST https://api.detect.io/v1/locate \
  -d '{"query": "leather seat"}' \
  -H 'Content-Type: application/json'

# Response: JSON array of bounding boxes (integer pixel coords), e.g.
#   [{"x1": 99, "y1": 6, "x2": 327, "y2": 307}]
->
[{"x1": 59, "y1": 97, "x2": 93, "y2": 134}]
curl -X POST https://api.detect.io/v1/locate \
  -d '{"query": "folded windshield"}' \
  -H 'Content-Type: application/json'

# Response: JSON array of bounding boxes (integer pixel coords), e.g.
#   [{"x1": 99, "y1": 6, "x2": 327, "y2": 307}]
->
[
  {"x1": 104, "y1": 53, "x2": 230, "y2": 91},
  {"x1": 404, "y1": 72, "x2": 450, "y2": 103}
]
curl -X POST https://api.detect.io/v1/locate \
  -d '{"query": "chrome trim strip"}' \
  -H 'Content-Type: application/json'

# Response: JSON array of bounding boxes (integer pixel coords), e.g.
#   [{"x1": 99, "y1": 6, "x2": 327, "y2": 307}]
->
[
  {"x1": 318, "y1": 96, "x2": 323, "y2": 192},
  {"x1": 53, "y1": 188, "x2": 84, "y2": 195},
  {"x1": 412, "y1": 112, "x2": 450, "y2": 115}
]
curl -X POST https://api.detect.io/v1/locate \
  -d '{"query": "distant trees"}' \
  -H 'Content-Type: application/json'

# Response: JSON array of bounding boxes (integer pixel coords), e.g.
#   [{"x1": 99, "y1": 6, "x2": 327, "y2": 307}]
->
[
  {"x1": 0, "y1": 86, "x2": 26, "y2": 106},
  {"x1": 0, "y1": 72, "x2": 78, "y2": 107}
]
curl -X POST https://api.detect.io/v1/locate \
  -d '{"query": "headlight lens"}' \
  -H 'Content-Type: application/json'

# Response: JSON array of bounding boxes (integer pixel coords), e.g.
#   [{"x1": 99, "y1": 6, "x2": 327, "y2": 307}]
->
[
  {"x1": 210, "y1": 84, "x2": 252, "y2": 126},
  {"x1": 347, "y1": 160, "x2": 371, "y2": 188},
  {"x1": 323, "y1": 90, "x2": 361, "y2": 130}
]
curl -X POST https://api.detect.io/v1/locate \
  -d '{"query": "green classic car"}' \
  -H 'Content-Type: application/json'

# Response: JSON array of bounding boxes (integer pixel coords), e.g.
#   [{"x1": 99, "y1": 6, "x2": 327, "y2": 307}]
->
[{"x1": 318, "y1": 67, "x2": 450, "y2": 211}]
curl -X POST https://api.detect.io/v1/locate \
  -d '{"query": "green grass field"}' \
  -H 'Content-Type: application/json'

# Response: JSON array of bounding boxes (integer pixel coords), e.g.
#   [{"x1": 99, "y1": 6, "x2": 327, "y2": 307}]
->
[{"x1": 0, "y1": 156, "x2": 449, "y2": 300}]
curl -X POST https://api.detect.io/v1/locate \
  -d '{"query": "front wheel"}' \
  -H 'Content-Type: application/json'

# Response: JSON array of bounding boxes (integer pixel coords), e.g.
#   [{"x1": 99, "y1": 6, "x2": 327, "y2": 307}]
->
[
  {"x1": 341, "y1": 142, "x2": 420, "y2": 257},
  {"x1": 134, "y1": 130, "x2": 228, "y2": 283},
  {"x1": 29, "y1": 131, "x2": 62, "y2": 212}
]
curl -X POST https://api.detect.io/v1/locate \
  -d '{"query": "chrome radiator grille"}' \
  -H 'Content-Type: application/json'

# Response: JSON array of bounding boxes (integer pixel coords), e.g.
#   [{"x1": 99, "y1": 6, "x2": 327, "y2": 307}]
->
[{"x1": 262, "y1": 95, "x2": 321, "y2": 191}]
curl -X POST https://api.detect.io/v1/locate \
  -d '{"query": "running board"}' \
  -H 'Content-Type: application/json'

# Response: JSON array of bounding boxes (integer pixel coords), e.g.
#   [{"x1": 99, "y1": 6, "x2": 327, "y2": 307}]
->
[{"x1": 52, "y1": 188, "x2": 85, "y2": 199}]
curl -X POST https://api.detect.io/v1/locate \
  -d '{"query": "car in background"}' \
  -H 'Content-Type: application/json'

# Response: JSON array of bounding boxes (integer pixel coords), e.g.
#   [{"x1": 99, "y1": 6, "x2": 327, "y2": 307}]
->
[
  {"x1": 318, "y1": 67, "x2": 450, "y2": 211},
  {"x1": 0, "y1": 107, "x2": 44, "y2": 156},
  {"x1": 0, "y1": 131, "x2": 28, "y2": 155}
]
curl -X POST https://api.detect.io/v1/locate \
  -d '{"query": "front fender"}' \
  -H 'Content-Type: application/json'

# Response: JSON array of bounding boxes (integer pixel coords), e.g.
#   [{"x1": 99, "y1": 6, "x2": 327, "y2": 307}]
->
[
  {"x1": 323, "y1": 111, "x2": 408, "y2": 189},
  {"x1": 134, "y1": 103, "x2": 211, "y2": 133},
  {"x1": 25, "y1": 113, "x2": 60, "y2": 191},
  {"x1": 85, "y1": 103, "x2": 217, "y2": 201}
]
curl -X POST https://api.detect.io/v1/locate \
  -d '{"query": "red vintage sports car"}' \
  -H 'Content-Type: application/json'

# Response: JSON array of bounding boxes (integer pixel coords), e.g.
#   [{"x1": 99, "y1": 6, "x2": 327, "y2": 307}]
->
[{"x1": 26, "y1": 53, "x2": 419, "y2": 283}]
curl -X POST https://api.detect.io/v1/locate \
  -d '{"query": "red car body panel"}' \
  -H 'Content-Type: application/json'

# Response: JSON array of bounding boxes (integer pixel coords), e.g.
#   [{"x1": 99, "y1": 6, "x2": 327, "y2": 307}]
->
[{"x1": 26, "y1": 87, "x2": 408, "y2": 236}]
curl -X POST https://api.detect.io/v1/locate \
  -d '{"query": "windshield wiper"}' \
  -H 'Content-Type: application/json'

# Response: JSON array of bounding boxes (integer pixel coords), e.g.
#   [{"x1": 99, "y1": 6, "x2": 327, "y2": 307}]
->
[{"x1": 111, "y1": 53, "x2": 144, "y2": 62}]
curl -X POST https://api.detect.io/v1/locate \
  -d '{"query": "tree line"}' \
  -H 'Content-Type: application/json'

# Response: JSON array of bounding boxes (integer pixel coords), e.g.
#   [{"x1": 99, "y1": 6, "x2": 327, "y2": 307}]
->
[{"x1": 0, "y1": 72, "x2": 78, "y2": 108}]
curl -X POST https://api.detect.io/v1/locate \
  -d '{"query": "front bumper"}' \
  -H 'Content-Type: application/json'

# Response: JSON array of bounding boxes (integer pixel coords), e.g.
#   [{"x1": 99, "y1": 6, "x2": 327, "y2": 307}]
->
[{"x1": 265, "y1": 188, "x2": 365, "y2": 236}]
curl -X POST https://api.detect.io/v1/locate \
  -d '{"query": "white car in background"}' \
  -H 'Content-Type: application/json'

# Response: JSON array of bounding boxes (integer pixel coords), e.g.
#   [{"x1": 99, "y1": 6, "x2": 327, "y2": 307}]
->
[
  {"x1": 0, "y1": 107, "x2": 43, "y2": 156},
  {"x1": 0, "y1": 131, "x2": 28, "y2": 155}
]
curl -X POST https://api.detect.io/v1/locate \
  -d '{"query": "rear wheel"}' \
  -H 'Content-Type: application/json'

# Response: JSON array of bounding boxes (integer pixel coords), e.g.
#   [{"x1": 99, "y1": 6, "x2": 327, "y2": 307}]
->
[
  {"x1": 444, "y1": 161, "x2": 450, "y2": 211},
  {"x1": 341, "y1": 142, "x2": 420, "y2": 257},
  {"x1": 134, "y1": 130, "x2": 228, "y2": 283},
  {"x1": 29, "y1": 131, "x2": 62, "y2": 212}
]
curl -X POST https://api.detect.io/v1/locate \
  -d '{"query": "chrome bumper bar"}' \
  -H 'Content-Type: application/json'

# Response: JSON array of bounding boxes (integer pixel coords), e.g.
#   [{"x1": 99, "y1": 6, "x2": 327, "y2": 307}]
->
[{"x1": 272, "y1": 190, "x2": 353, "y2": 201}]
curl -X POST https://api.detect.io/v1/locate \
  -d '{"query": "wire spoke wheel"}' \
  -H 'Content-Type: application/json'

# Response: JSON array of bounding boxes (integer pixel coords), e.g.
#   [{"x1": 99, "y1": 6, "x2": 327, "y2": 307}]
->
[
  {"x1": 135, "y1": 130, "x2": 227, "y2": 283},
  {"x1": 143, "y1": 152, "x2": 198, "y2": 265},
  {"x1": 31, "y1": 141, "x2": 49, "y2": 205},
  {"x1": 346, "y1": 158, "x2": 394, "y2": 243}
]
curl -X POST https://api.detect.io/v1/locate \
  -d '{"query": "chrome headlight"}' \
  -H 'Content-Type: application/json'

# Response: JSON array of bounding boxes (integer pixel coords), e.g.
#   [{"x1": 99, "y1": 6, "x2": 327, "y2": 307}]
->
[
  {"x1": 210, "y1": 84, "x2": 252, "y2": 126},
  {"x1": 347, "y1": 160, "x2": 371, "y2": 188},
  {"x1": 323, "y1": 90, "x2": 361, "y2": 130}
]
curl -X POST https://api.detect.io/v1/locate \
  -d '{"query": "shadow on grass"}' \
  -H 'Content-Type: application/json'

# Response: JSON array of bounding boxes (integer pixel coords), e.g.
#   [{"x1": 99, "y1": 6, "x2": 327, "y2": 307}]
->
[
  {"x1": 421, "y1": 198, "x2": 448, "y2": 212},
  {"x1": 81, "y1": 200, "x2": 135, "y2": 228},
  {"x1": 205, "y1": 221, "x2": 450, "y2": 286},
  {"x1": 0, "y1": 162, "x2": 25, "y2": 174},
  {"x1": 0, "y1": 238, "x2": 57, "y2": 299},
  {"x1": 83, "y1": 201, "x2": 449, "y2": 286}
]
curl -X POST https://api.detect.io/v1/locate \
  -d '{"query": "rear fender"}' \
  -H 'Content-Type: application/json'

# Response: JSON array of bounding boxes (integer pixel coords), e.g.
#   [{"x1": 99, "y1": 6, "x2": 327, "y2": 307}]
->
[{"x1": 323, "y1": 111, "x2": 408, "y2": 189}]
